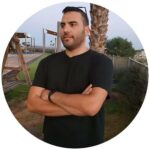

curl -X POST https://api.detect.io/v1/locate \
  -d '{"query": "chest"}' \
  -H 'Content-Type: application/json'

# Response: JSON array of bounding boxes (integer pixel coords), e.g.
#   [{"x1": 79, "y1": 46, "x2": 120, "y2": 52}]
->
[{"x1": 47, "y1": 59, "x2": 91, "y2": 93}]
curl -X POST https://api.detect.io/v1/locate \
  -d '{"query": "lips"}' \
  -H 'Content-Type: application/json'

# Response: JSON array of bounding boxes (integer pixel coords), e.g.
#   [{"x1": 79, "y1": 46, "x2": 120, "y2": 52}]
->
[
  {"x1": 63, "y1": 34, "x2": 73, "y2": 38},
  {"x1": 63, "y1": 36, "x2": 72, "y2": 39},
  {"x1": 63, "y1": 36, "x2": 73, "y2": 42}
]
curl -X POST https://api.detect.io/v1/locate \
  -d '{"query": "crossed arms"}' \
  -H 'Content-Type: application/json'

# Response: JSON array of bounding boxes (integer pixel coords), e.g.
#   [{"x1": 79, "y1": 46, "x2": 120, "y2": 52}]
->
[{"x1": 26, "y1": 84, "x2": 108, "y2": 117}]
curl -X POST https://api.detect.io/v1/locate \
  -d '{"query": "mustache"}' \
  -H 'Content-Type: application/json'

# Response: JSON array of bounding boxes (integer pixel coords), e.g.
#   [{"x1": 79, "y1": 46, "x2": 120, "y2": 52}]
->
[
  {"x1": 63, "y1": 36, "x2": 72, "y2": 38},
  {"x1": 63, "y1": 33, "x2": 73, "y2": 38}
]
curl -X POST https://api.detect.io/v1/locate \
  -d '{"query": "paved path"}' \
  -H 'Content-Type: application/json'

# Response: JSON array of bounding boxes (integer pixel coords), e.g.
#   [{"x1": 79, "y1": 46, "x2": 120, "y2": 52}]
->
[{"x1": 3, "y1": 53, "x2": 42, "y2": 74}]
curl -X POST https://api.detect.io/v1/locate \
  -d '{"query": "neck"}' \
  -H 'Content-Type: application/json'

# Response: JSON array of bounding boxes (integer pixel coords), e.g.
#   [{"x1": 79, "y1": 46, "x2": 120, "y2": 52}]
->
[{"x1": 65, "y1": 43, "x2": 88, "y2": 58}]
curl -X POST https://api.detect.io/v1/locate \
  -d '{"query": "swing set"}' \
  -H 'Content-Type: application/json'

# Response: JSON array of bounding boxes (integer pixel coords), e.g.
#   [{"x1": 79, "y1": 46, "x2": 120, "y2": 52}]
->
[{"x1": 2, "y1": 32, "x2": 32, "y2": 92}]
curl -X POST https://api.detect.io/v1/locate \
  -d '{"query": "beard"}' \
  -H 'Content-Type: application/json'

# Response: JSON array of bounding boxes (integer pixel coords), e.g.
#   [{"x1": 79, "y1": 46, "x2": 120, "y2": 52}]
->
[{"x1": 61, "y1": 30, "x2": 85, "y2": 51}]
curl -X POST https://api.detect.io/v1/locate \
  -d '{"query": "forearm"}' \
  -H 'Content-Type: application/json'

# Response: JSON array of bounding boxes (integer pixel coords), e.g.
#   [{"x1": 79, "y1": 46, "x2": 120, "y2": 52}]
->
[
  {"x1": 27, "y1": 95, "x2": 71, "y2": 117},
  {"x1": 41, "y1": 90, "x2": 86, "y2": 116},
  {"x1": 51, "y1": 92, "x2": 95, "y2": 116},
  {"x1": 51, "y1": 88, "x2": 107, "y2": 116},
  {"x1": 43, "y1": 102, "x2": 71, "y2": 117}
]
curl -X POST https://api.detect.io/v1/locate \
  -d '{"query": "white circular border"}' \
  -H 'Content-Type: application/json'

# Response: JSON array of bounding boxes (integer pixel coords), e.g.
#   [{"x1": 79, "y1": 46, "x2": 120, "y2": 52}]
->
[{"x1": 0, "y1": 0, "x2": 150, "y2": 150}]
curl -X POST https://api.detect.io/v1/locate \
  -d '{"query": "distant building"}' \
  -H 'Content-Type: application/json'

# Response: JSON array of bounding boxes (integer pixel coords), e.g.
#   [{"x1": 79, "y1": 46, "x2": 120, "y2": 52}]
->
[{"x1": 134, "y1": 49, "x2": 146, "y2": 59}]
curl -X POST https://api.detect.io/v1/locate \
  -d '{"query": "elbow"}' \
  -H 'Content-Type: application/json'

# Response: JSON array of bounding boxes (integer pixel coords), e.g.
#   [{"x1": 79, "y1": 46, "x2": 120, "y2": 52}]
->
[
  {"x1": 87, "y1": 108, "x2": 99, "y2": 116},
  {"x1": 84, "y1": 104, "x2": 100, "y2": 117},
  {"x1": 26, "y1": 99, "x2": 35, "y2": 113}
]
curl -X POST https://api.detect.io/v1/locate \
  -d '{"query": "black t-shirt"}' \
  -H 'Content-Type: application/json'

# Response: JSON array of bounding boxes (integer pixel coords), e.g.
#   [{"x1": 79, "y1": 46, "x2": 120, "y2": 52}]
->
[{"x1": 32, "y1": 50, "x2": 113, "y2": 148}]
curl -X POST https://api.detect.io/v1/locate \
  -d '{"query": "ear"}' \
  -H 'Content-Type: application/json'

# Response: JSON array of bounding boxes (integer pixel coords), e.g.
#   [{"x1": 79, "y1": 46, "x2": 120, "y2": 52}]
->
[{"x1": 85, "y1": 26, "x2": 91, "y2": 36}]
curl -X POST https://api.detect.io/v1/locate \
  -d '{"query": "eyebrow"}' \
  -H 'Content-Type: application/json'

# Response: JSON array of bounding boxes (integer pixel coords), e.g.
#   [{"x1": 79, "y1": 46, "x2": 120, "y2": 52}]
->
[{"x1": 60, "y1": 21, "x2": 78, "y2": 25}]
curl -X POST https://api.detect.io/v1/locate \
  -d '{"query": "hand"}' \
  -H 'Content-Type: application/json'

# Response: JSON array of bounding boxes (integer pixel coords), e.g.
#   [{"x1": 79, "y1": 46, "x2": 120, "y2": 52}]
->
[
  {"x1": 82, "y1": 84, "x2": 92, "y2": 95},
  {"x1": 41, "y1": 89, "x2": 49, "y2": 101}
]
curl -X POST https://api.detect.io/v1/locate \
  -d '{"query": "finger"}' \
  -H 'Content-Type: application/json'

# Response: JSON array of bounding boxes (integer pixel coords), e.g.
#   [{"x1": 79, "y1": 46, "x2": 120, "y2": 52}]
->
[
  {"x1": 87, "y1": 88, "x2": 92, "y2": 94},
  {"x1": 84, "y1": 87, "x2": 92, "y2": 95},
  {"x1": 84, "y1": 84, "x2": 92, "y2": 93},
  {"x1": 82, "y1": 84, "x2": 92, "y2": 94}
]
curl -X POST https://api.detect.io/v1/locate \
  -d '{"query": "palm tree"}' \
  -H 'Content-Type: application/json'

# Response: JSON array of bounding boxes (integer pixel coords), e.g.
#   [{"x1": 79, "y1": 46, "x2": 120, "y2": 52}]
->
[{"x1": 90, "y1": 4, "x2": 109, "y2": 53}]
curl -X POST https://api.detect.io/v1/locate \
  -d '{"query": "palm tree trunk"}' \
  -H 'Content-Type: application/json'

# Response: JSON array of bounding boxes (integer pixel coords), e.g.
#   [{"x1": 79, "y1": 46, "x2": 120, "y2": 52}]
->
[{"x1": 90, "y1": 4, "x2": 109, "y2": 53}]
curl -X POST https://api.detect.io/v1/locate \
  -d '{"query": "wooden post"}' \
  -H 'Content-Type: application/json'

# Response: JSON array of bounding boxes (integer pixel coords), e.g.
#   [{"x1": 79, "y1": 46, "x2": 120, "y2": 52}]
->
[
  {"x1": 15, "y1": 42, "x2": 32, "y2": 86},
  {"x1": 128, "y1": 58, "x2": 131, "y2": 68},
  {"x1": 43, "y1": 28, "x2": 46, "y2": 53},
  {"x1": 33, "y1": 38, "x2": 35, "y2": 53},
  {"x1": 54, "y1": 37, "x2": 57, "y2": 53},
  {"x1": 2, "y1": 45, "x2": 9, "y2": 71},
  {"x1": 25, "y1": 33, "x2": 27, "y2": 51},
  {"x1": 112, "y1": 55, "x2": 115, "y2": 65},
  {"x1": 56, "y1": 21, "x2": 61, "y2": 52},
  {"x1": 30, "y1": 37, "x2": 32, "y2": 51}
]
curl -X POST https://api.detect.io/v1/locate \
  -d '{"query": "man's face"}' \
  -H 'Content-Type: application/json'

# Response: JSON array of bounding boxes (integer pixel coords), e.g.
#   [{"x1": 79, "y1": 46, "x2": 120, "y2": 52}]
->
[{"x1": 60, "y1": 11, "x2": 89, "y2": 51}]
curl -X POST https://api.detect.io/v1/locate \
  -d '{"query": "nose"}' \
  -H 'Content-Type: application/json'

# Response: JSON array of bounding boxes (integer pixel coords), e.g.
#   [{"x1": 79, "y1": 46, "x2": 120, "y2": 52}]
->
[{"x1": 62, "y1": 24, "x2": 70, "y2": 33}]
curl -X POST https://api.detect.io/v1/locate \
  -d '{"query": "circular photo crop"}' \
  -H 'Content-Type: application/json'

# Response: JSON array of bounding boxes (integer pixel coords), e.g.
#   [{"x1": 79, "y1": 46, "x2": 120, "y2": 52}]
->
[{"x1": 1, "y1": 1, "x2": 148, "y2": 148}]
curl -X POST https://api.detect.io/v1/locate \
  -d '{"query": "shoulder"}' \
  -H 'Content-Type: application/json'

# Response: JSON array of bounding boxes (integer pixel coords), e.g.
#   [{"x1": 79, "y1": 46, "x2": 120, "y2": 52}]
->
[
  {"x1": 40, "y1": 51, "x2": 64, "y2": 65},
  {"x1": 90, "y1": 49, "x2": 112, "y2": 65}
]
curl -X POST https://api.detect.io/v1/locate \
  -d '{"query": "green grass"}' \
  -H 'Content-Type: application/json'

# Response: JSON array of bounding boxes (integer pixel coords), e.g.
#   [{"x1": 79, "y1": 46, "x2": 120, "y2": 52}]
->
[
  {"x1": 5, "y1": 53, "x2": 50, "y2": 102},
  {"x1": 18, "y1": 53, "x2": 49, "y2": 80}
]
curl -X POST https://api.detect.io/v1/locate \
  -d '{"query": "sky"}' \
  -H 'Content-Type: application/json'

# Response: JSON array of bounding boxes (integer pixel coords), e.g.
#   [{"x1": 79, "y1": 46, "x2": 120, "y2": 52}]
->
[{"x1": 17, "y1": 2, "x2": 143, "y2": 50}]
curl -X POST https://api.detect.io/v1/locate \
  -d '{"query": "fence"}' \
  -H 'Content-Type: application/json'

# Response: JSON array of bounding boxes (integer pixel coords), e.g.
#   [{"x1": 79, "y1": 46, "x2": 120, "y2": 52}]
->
[{"x1": 108, "y1": 55, "x2": 148, "y2": 75}]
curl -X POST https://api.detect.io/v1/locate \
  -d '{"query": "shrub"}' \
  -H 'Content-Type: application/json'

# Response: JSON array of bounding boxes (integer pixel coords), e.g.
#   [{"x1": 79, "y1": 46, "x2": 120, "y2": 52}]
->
[{"x1": 114, "y1": 67, "x2": 148, "y2": 112}]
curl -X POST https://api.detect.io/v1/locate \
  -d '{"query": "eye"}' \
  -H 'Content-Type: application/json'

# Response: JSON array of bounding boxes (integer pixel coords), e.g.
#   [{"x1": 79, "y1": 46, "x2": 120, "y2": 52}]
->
[
  {"x1": 70, "y1": 23, "x2": 74, "y2": 27},
  {"x1": 60, "y1": 23, "x2": 65, "y2": 28},
  {"x1": 70, "y1": 22, "x2": 77, "y2": 27}
]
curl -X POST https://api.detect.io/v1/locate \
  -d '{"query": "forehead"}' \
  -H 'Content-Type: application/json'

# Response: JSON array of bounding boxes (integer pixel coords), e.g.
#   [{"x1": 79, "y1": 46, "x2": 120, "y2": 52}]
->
[{"x1": 61, "y1": 11, "x2": 83, "y2": 23}]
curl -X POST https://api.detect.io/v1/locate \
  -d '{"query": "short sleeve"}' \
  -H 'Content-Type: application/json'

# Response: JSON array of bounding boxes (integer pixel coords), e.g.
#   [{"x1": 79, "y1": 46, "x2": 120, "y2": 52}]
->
[
  {"x1": 32, "y1": 59, "x2": 48, "y2": 88},
  {"x1": 90, "y1": 54, "x2": 113, "y2": 93}
]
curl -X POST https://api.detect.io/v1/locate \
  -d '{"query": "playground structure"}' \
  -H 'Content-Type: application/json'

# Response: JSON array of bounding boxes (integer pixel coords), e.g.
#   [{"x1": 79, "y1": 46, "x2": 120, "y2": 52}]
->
[
  {"x1": 2, "y1": 32, "x2": 32, "y2": 92},
  {"x1": 43, "y1": 22, "x2": 61, "y2": 53},
  {"x1": 2, "y1": 23, "x2": 61, "y2": 93}
]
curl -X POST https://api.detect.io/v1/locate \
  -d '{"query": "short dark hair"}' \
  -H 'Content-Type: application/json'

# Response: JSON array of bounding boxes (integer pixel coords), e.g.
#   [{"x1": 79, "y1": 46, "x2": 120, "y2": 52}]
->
[{"x1": 62, "y1": 6, "x2": 89, "y2": 26}]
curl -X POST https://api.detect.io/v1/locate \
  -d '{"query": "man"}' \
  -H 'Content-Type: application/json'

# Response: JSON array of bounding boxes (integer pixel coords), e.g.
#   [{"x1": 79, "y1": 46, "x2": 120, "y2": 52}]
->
[{"x1": 27, "y1": 6, "x2": 113, "y2": 148}]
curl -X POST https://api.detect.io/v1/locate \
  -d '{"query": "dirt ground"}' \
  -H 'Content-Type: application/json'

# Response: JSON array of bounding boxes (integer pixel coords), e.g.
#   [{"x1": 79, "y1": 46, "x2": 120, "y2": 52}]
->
[{"x1": 9, "y1": 100, "x2": 44, "y2": 139}]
